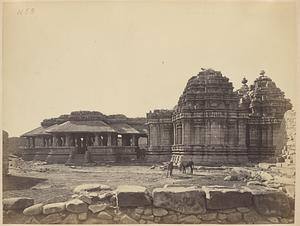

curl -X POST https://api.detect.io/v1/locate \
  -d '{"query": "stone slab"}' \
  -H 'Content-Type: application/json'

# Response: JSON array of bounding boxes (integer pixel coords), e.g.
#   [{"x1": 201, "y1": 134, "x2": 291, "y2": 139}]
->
[
  {"x1": 245, "y1": 186, "x2": 291, "y2": 217},
  {"x1": 202, "y1": 186, "x2": 252, "y2": 210},
  {"x1": 116, "y1": 185, "x2": 152, "y2": 207},
  {"x1": 152, "y1": 187, "x2": 206, "y2": 214}
]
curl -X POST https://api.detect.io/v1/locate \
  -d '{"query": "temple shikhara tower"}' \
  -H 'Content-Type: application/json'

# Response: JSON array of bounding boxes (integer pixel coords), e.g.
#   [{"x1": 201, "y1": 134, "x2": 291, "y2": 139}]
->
[
  {"x1": 147, "y1": 69, "x2": 292, "y2": 164},
  {"x1": 21, "y1": 68, "x2": 292, "y2": 165}
]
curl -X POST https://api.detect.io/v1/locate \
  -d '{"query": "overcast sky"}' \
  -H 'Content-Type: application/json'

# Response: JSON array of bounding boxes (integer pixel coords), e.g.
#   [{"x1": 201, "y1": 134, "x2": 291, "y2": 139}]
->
[{"x1": 3, "y1": 1, "x2": 297, "y2": 137}]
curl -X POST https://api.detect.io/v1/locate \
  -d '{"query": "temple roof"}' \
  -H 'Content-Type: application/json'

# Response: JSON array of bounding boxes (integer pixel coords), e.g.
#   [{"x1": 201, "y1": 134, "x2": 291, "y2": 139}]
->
[
  {"x1": 110, "y1": 123, "x2": 141, "y2": 134},
  {"x1": 22, "y1": 119, "x2": 147, "y2": 137},
  {"x1": 45, "y1": 121, "x2": 116, "y2": 134},
  {"x1": 21, "y1": 124, "x2": 58, "y2": 137},
  {"x1": 175, "y1": 68, "x2": 239, "y2": 113}
]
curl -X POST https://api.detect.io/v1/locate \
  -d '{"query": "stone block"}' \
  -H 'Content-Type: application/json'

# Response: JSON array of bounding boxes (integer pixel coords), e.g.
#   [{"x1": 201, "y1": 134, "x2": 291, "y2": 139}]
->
[
  {"x1": 249, "y1": 187, "x2": 291, "y2": 217},
  {"x1": 236, "y1": 207, "x2": 250, "y2": 213},
  {"x1": 135, "y1": 207, "x2": 144, "y2": 214},
  {"x1": 202, "y1": 186, "x2": 252, "y2": 210},
  {"x1": 141, "y1": 215, "x2": 154, "y2": 221},
  {"x1": 78, "y1": 194, "x2": 92, "y2": 204},
  {"x1": 23, "y1": 203, "x2": 43, "y2": 216},
  {"x1": 200, "y1": 212, "x2": 217, "y2": 221},
  {"x1": 65, "y1": 199, "x2": 88, "y2": 213},
  {"x1": 152, "y1": 187, "x2": 206, "y2": 214},
  {"x1": 226, "y1": 212, "x2": 242, "y2": 223},
  {"x1": 78, "y1": 212, "x2": 88, "y2": 221},
  {"x1": 3, "y1": 197, "x2": 34, "y2": 210},
  {"x1": 267, "y1": 217, "x2": 279, "y2": 223},
  {"x1": 116, "y1": 185, "x2": 152, "y2": 207},
  {"x1": 143, "y1": 207, "x2": 152, "y2": 215},
  {"x1": 40, "y1": 213, "x2": 63, "y2": 224},
  {"x1": 243, "y1": 210, "x2": 263, "y2": 224},
  {"x1": 25, "y1": 216, "x2": 40, "y2": 224},
  {"x1": 161, "y1": 214, "x2": 178, "y2": 224},
  {"x1": 153, "y1": 207, "x2": 168, "y2": 217},
  {"x1": 120, "y1": 214, "x2": 138, "y2": 224},
  {"x1": 97, "y1": 211, "x2": 113, "y2": 220},
  {"x1": 43, "y1": 202, "x2": 66, "y2": 214},
  {"x1": 178, "y1": 215, "x2": 201, "y2": 224},
  {"x1": 88, "y1": 204, "x2": 107, "y2": 213},
  {"x1": 62, "y1": 213, "x2": 78, "y2": 224}
]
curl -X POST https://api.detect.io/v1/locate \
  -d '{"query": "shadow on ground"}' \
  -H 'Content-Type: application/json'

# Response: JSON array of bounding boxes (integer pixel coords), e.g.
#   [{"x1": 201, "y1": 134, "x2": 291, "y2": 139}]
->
[{"x1": 3, "y1": 175, "x2": 47, "y2": 191}]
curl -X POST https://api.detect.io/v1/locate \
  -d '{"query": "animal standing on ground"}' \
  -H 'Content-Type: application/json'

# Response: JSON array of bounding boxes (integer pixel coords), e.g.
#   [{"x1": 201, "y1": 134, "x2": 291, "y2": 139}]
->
[
  {"x1": 179, "y1": 160, "x2": 194, "y2": 174},
  {"x1": 166, "y1": 161, "x2": 174, "y2": 177}
]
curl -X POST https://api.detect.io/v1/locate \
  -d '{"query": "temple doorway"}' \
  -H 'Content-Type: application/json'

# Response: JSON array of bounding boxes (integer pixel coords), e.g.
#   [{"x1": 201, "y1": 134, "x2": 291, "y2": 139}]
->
[{"x1": 75, "y1": 136, "x2": 88, "y2": 154}]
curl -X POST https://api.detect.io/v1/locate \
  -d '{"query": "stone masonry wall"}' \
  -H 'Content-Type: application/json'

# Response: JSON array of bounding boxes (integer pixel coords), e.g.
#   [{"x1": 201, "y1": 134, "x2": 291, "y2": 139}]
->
[{"x1": 3, "y1": 184, "x2": 294, "y2": 224}]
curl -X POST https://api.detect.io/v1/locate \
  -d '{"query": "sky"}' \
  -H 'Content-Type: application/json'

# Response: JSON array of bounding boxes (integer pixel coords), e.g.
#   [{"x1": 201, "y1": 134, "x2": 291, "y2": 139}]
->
[{"x1": 2, "y1": 1, "x2": 297, "y2": 137}]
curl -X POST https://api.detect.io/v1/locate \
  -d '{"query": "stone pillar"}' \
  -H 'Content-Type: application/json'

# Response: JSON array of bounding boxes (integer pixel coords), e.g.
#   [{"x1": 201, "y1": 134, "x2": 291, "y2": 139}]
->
[
  {"x1": 132, "y1": 135, "x2": 136, "y2": 146},
  {"x1": 107, "y1": 133, "x2": 112, "y2": 146},
  {"x1": 48, "y1": 137, "x2": 52, "y2": 146},
  {"x1": 26, "y1": 137, "x2": 30, "y2": 148},
  {"x1": 94, "y1": 134, "x2": 100, "y2": 146},
  {"x1": 65, "y1": 134, "x2": 71, "y2": 147},
  {"x1": 111, "y1": 134, "x2": 117, "y2": 146},
  {"x1": 32, "y1": 137, "x2": 35, "y2": 148},
  {"x1": 173, "y1": 123, "x2": 176, "y2": 145},
  {"x1": 41, "y1": 137, "x2": 46, "y2": 147},
  {"x1": 53, "y1": 135, "x2": 58, "y2": 147}
]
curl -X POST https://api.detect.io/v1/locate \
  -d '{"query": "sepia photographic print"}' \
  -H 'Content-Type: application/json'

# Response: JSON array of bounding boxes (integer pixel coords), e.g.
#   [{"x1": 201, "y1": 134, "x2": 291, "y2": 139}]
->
[{"x1": 1, "y1": 0, "x2": 299, "y2": 225}]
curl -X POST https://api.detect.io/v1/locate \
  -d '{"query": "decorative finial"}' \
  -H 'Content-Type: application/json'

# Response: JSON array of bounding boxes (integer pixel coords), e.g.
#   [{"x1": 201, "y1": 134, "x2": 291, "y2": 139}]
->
[
  {"x1": 259, "y1": 70, "x2": 265, "y2": 76},
  {"x1": 242, "y1": 77, "x2": 248, "y2": 84}
]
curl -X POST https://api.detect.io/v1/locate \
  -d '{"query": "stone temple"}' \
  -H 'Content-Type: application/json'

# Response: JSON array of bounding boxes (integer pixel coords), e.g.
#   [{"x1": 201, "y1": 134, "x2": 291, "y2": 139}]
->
[
  {"x1": 21, "y1": 69, "x2": 292, "y2": 165},
  {"x1": 147, "y1": 69, "x2": 292, "y2": 164}
]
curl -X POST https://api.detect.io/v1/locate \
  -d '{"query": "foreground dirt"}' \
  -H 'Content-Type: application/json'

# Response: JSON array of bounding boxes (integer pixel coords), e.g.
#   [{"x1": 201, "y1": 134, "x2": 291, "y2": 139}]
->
[
  {"x1": 4, "y1": 157, "x2": 295, "y2": 204},
  {"x1": 3, "y1": 159, "x2": 247, "y2": 203}
]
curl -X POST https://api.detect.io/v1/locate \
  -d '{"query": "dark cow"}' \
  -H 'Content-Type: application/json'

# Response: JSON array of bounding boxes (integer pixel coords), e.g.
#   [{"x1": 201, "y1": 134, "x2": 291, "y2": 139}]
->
[{"x1": 179, "y1": 161, "x2": 194, "y2": 174}]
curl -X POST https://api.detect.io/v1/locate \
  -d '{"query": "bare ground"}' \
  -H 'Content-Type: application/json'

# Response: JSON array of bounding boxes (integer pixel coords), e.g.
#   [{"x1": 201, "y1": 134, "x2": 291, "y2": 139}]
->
[{"x1": 3, "y1": 158, "x2": 248, "y2": 203}]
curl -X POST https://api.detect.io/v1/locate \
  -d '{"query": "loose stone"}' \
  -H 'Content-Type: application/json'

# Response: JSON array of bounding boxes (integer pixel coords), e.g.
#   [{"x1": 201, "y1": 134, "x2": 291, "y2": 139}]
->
[
  {"x1": 78, "y1": 212, "x2": 88, "y2": 221},
  {"x1": 88, "y1": 204, "x2": 107, "y2": 213},
  {"x1": 143, "y1": 207, "x2": 152, "y2": 215},
  {"x1": 237, "y1": 207, "x2": 251, "y2": 213},
  {"x1": 178, "y1": 215, "x2": 201, "y2": 224},
  {"x1": 40, "y1": 213, "x2": 63, "y2": 224},
  {"x1": 97, "y1": 211, "x2": 113, "y2": 220},
  {"x1": 201, "y1": 212, "x2": 217, "y2": 221},
  {"x1": 120, "y1": 214, "x2": 138, "y2": 224},
  {"x1": 135, "y1": 207, "x2": 144, "y2": 214},
  {"x1": 23, "y1": 203, "x2": 43, "y2": 216},
  {"x1": 43, "y1": 202, "x2": 66, "y2": 214},
  {"x1": 268, "y1": 217, "x2": 279, "y2": 223},
  {"x1": 217, "y1": 213, "x2": 227, "y2": 220},
  {"x1": 62, "y1": 213, "x2": 78, "y2": 224},
  {"x1": 65, "y1": 199, "x2": 88, "y2": 213},
  {"x1": 226, "y1": 212, "x2": 243, "y2": 223},
  {"x1": 153, "y1": 207, "x2": 168, "y2": 216}
]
